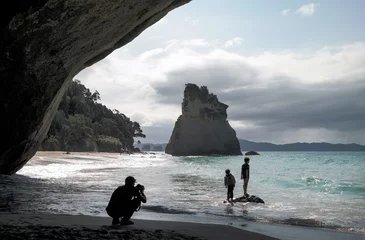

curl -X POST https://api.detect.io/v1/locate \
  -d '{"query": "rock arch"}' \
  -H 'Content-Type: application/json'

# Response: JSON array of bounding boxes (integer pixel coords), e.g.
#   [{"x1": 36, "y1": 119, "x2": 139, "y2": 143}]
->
[{"x1": 0, "y1": 0, "x2": 191, "y2": 174}]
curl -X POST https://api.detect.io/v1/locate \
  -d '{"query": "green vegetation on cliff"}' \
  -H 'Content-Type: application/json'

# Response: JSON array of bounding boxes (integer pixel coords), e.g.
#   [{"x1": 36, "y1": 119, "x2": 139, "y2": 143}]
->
[{"x1": 40, "y1": 80, "x2": 145, "y2": 152}]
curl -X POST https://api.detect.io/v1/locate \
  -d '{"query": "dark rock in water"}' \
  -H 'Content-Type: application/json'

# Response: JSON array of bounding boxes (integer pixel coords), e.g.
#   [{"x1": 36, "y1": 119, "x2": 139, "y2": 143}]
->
[
  {"x1": 232, "y1": 195, "x2": 265, "y2": 204},
  {"x1": 245, "y1": 151, "x2": 260, "y2": 155},
  {"x1": 0, "y1": 0, "x2": 191, "y2": 175},
  {"x1": 165, "y1": 83, "x2": 242, "y2": 156}
]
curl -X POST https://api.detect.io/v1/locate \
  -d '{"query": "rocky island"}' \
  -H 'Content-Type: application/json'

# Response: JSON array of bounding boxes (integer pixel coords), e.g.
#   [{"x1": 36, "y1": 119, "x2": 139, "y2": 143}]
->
[{"x1": 165, "y1": 84, "x2": 242, "y2": 156}]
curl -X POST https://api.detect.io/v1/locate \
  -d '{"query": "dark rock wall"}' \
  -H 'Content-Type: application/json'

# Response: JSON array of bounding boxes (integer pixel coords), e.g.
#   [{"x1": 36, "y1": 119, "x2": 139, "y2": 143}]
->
[{"x1": 0, "y1": 0, "x2": 191, "y2": 174}]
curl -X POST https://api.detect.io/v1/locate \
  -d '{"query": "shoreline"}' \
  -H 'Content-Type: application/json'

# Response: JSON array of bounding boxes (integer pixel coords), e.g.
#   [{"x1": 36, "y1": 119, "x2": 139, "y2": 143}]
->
[
  {"x1": 137, "y1": 205, "x2": 365, "y2": 235},
  {"x1": 29, "y1": 151, "x2": 129, "y2": 165},
  {"x1": 33, "y1": 151, "x2": 127, "y2": 157},
  {"x1": 135, "y1": 211, "x2": 365, "y2": 239}
]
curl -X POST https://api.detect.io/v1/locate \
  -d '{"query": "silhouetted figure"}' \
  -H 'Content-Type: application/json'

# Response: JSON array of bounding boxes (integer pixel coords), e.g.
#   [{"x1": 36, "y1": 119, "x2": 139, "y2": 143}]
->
[
  {"x1": 106, "y1": 176, "x2": 147, "y2": 225},
  {"x1": 241, "y1": 157, "x2": 250, "y2": 197},
  {"x1": 224, "y1": 169, "x2": 236, "y2": 201}
]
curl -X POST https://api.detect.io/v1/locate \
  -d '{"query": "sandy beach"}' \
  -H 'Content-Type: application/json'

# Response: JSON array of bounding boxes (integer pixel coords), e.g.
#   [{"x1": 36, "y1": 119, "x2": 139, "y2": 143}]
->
[
  {"x1": 33, "y1": 151, "x2": 124, "y2": 157},
  {"x1": 28, "y1": 151, "x2": 127, "y2": 165},
  {"x1": 0, "y1": 213, "x2": 277, "y2": 240},
  {"x1": 32, "y1": 151, "x2": 124, "y2": 159}
]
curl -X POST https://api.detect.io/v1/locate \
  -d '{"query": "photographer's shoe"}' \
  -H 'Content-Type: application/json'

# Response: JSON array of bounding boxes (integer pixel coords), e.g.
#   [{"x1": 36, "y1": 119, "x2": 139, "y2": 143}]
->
[
  {"x1": 120, "y1": 220, "x2": 134, "y2": 225},
  {"x1": 112, "y1": 218, "x2": 120, "y2": 225}
]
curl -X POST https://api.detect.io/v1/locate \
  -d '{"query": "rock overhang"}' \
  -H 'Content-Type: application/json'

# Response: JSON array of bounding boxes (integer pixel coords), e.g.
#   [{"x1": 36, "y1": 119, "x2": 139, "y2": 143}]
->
[{"x1": 0, "y1": 0, "x2": 191, "y2": 174}]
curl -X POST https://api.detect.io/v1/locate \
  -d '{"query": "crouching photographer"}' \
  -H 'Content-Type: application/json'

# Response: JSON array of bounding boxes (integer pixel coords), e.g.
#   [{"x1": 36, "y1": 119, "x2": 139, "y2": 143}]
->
[{"x1": 106, "y1": 176, "x2": 147, "y2": 225}]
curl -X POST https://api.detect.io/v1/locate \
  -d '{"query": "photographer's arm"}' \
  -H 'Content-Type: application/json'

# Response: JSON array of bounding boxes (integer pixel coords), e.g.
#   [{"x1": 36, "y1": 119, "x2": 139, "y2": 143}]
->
[
  {"x1": 136, "y1": 185, "x2": 147, "y2": 203},
  {"x1": 139, "y1": 191, "x2": 147, "y2": 203}
]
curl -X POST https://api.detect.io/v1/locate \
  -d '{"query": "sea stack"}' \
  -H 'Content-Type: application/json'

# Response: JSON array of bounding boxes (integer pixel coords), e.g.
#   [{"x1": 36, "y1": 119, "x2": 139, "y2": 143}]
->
[{"x1": 165, "y1": 83, "x2": 242, "y2": 156}]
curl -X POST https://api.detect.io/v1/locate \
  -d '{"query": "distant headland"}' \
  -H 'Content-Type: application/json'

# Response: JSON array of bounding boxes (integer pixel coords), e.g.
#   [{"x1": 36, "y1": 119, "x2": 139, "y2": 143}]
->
[{"x1": 135, "y1": 139, "x2": 365, "y2": 152}]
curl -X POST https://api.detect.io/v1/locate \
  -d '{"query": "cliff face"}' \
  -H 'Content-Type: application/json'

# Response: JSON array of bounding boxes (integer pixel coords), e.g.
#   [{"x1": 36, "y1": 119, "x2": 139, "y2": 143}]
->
[
  {"x1": 0, "y1": 0, "x2": 191, "y2": 175},
  {"x1": 165, "y1": 83, "x2": 242, "y2": 156}
]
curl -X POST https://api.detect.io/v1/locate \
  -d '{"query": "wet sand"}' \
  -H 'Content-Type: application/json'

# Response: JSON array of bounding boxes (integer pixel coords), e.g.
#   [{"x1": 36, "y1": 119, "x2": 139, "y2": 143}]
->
[{"x1": 0, "y1": 213, "x2": 277, "y2": 240}]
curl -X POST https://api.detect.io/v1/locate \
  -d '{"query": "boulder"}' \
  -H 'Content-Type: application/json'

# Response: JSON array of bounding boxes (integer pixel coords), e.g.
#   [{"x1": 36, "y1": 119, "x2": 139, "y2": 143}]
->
[
  {"x1": 245, "y1": 151, "x2": 260, "y2": 155},
  {"x1": 165, "y1": 83, "x2": 242, "y2": 156},
  {"x1": 0, "y1": 0, "x2": 191, "y2": 174},
  {"x1": 233, "y1": 195, "x2": 265, "y2": 204},
  {"x1": 224, "y1": 195, "x2": 265, "y2": 204}
]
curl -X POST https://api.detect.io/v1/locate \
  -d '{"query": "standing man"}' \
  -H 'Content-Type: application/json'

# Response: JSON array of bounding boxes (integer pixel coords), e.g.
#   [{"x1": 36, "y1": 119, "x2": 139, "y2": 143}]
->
[
  {"x1": 241, "y1": 157, "x2": 250, "y2": 197},
  {"x1": 106, "y1": 176, "x2": 147, "y2": 225}
]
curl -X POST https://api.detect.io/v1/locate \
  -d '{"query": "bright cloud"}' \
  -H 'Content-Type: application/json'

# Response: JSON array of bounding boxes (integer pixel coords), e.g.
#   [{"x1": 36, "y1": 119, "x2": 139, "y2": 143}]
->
[
  {"x1": 224, "y1": 37, "x2": 243, "y2": 48},
  {"x1": 296, "y1": 3, "x2": 319, "y2": 17},
  {"x1": 166, "y1": 39, "x2": 214, "y2": 48},
  {"x1": 76, "y1": 40, "x2": 365, "y2": 144}
]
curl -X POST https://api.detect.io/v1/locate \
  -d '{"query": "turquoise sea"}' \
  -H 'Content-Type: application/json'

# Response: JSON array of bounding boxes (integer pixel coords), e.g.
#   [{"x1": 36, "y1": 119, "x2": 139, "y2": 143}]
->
[{"x1": 1, "y1": 151, "x2": 364, "y2": 235}]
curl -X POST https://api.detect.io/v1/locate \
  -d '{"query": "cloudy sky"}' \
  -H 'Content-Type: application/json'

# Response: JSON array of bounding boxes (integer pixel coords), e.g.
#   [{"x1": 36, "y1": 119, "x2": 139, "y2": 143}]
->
[{"x1": 76, "y1": 0, "x2": 365, "y2": 145}]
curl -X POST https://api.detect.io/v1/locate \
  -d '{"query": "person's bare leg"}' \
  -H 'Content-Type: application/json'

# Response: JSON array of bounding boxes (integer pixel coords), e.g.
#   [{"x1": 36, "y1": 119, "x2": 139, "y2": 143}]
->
[{"x1": 243, "y1": 178, "x2": 249, "y2": 196}]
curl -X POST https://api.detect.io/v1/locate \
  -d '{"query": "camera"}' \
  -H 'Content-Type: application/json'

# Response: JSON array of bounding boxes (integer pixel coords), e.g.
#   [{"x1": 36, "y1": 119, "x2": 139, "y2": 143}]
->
[{"x1": 136, "y1": 184, "x2": 145, "y2": 192}]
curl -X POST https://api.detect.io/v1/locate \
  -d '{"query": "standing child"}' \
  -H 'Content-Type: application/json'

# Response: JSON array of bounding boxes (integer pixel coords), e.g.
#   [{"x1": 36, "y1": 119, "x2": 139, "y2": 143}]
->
[
  {"x1": 241, "y1": 157, "x2": 250, "y2": 197},
  {"x1": 224, "y1": 169, "x2": 236, "y2": 201}
]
